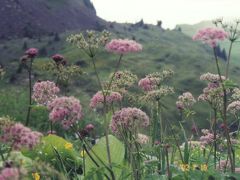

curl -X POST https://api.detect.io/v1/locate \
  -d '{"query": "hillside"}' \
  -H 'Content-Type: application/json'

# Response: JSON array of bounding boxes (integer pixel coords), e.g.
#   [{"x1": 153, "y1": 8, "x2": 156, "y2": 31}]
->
[{"x1": 0, "y1": 0, "x2": 105, "y2": 39}]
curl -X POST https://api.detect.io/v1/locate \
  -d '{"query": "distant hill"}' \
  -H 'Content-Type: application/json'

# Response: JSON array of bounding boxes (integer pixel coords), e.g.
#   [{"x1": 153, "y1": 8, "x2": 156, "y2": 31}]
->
[{"x1": 0, "y1": 0, "x2": 105, "y2": 39}]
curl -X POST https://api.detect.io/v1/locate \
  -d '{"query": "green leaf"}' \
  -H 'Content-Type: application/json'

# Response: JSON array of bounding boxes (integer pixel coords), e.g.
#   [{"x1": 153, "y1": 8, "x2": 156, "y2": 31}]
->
[
  {"x1": 85, "y1": 135, "x2": 125, "y2": 179},
  {"x1": 22, "y1": 135, "x2": 81, "y2": 171},
  {"x1": 223, "y1": 79, "x2": 239, "y2": 89}
]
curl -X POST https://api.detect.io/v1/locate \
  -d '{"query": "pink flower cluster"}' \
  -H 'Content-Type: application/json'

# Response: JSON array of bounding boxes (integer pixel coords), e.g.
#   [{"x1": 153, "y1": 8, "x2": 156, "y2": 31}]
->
[
  {"x1": 137, "y1": 133, "x2": 149, "y2": 144},
  {"x1": 32, "y1": 81, "x2": 60, "y2": 106},
  {"x1": 193, "y1": 28, "x2": 228, "y2": 48},
  {"x1": 138, "y1": 77, "x2": 156, "y2": 91},
  {"x1": 25, "y1": 48, "x2": 38, "y2": 58},
  {"x1": 0, "y1": 168, "x2": 19, "y2": 180},
  {"x1": 111, "y1": 107, "x2": 149, "y2": 134},
  {"x1": 227, "y1": 101, "x2": 240, "y2": 114},
  {"x1": 52, "y1": 54, "x2": 67, "y2": 66},
  {"x1": 176, "y1": 92, "x2": 196, "y2": 110},
  {"x1": 48, "y1": 96, "x2": 83, "y2": 129},
  {"x1": 199, "y1": 129, "x2": 214, "y2": 147},
  {"x1": 200, "y1": 72, "x2": 225, "y2": 82},
  {"x1": 198, "y1": 81, "x2": 224, "y2": 109},
  {"x1": 106, "y1": 39, "x2": 142, "y2": 54},
  {"x1": 90, "y1": 91, "x2": 122, "y2": 109},
  {"x1": 0, "y1": 123, "x2": 42, "y2": 150}
]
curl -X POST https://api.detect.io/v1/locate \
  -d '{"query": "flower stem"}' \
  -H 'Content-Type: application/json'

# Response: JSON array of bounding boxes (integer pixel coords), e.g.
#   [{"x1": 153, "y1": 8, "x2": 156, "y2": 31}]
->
[
  {"x1": 213, "y1": 48, "x2": 235, "y2": 172},
  {"x1": 25, "y1": 58, "x2": 33, "y2": 126}
]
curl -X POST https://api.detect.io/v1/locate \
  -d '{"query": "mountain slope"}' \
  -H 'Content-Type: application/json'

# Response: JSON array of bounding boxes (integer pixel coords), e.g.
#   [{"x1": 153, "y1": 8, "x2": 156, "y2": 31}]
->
[{"x1": 0, "y1": 0, "x2": 104, "y2": 38}]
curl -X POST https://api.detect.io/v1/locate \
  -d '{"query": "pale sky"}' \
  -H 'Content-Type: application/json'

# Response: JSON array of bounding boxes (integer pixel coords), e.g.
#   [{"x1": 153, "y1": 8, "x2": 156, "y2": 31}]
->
[{"x1": 91, "y1": 0, "x2": 240, "y2": 29}]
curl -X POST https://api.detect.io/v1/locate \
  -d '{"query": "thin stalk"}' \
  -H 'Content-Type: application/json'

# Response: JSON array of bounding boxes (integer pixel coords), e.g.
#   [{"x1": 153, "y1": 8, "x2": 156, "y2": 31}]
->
[
  {"x1": 73, "y1": 127, "x2": 114, "y2": 179},
  {"x1": 166, "y1": 119, "x2": 184, "y2": 163},
  {"x1": 25, "y1": 58, "x2": 33, "y2": 126},
  {"x1": 213, "y1": 48, "x2": 235, "y2": 172},
  {"x1": 225, "y1": 41, "x2": 233, "y2": 79},
  {"x1": 165, "y1": 147, "x2": 171, "y2": 180},
  {"x1": 213, "y1": 109, "x2": 217, "y2": 169}
]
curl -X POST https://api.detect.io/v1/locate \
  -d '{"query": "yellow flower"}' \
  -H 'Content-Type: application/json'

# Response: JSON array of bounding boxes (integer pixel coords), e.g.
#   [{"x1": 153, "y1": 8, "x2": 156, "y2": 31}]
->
[
  {"x1": 32, "y1": 172, "x2": 40, "y2": 180},
  {"x1": 80, "y1": 150, "x2": 86, "y2": 158},
  {"x1": 64, "y1": 142, "x2": 73, "y2": 150},
  {"x1": 200, "y1": 164, "x2": 208, "y2": 171},
  {"x1": 179, "y1": 164, "x2": 189, "y2": 172}
]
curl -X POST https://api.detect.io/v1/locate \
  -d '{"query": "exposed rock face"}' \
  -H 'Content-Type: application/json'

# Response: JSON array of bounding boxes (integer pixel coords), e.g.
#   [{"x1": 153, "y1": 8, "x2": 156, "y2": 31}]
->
[{"x1": 0, "y1": 0, "x2": 105, "y2": 38}]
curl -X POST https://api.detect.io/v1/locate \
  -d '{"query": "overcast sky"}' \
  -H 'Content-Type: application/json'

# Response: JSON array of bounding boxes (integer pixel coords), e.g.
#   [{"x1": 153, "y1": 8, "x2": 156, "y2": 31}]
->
[{"x1": 91, "y1": 0, "x2": 240, "y2": 29}]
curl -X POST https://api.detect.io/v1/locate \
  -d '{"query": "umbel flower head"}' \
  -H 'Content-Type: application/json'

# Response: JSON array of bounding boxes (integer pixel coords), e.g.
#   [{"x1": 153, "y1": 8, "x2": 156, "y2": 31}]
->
[
  {"x1": 176, "y1": 92, "x2": 196, "y2": 110},
  {"x1": 111, "y1": 107, "x2": 149, "y2": 134},
  {"x1": 193, "y1": 28, "x2": 228, "y2": 48},
  {"x1": 143, "y1": 86, "x2": 174, "y2": 101},
  {"x1": 227, "y1": 101, "x2": 240, "y2": 114},
  {"x1": 231, "y1": 88, "x2": 240, "y2": 101},
  {"x1": 138, "y1": 70, "x2": 174, "y2": 92},
  {"x1": 90, "y1": 91, "x2": 122, "y2": 109},
  {"x1": 200, "y1": 72, "x2": 225, "y2": 82},
  {"x1": 32, "y1": 81, "x2": 60, "y2": 106},
  {"x1": 110, "y1": 70, "x2": 138, "y2": 90},
  {"x1": 48, "y1": 96, "x2": 83, "y2": 129},
  {"x1": 106, "y1": 39, "x2": 142, "y2": 54},
  {"x1": 67, "y1": 30, "x2": 111, "y2": 57},
  {"x1": 0, "y1": 123, "x2": 42, "y2": 150}
]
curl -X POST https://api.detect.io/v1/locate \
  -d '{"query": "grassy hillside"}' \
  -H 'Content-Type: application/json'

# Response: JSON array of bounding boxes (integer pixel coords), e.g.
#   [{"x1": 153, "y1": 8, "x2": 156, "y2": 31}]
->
[{"x1": 1, "y1": 24, "x2": 240, "y2": 132}]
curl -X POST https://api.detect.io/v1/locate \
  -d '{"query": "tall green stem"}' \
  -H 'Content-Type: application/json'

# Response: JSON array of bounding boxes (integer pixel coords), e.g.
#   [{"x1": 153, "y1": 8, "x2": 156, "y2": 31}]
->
[
  {"x1": 25, "y1": 58, "x2": 33, "y2": 126},
  {"x1": 213, "y1": 48, "x2": 235, "y2": 172},
  {"x1": 213, "y1": 109, "x2": 217, "y2": 169},
  {"x1": 225, "y1": 41, "x2": 233, "y2": 79}
]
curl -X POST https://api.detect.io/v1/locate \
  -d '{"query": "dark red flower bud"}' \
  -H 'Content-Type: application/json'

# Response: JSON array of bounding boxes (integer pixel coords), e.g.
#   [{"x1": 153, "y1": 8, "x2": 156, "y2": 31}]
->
[
  {"x1": 85, "y1": 124, "x2": 94, "y2": 132},
  {"x1": 25, "y1": 48, "x2": 38, "y2": 58},
  {"x1": 52, "y1": 54, "x2": 64, "y2": 63}
]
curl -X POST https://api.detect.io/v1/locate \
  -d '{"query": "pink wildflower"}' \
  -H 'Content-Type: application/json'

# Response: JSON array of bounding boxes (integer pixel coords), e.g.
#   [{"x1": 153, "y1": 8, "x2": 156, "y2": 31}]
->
[
  {"x1": 25, "y1": 48, "x2": 38, "y2": 58},
  {"x1": 138, "y1": 77, "x2": 156, "y2": 91},
  {"x1": 200, "y1": 72, "x2": 225, "y2": 82},
  {"x1": 32, "y1": 81, "x2": 60, "y2": 106},
  {"x1": 48, "y1": 96, "x2": 83, "y2": 129},
  {"x1": 0, "y1": 123, "x2": 42, "y2": 150},
  {"x1": 90, "y1": 91, "x2": 122, "y2": 109},
  {"x1": 199, "y1": 129, "x2": 214, "y2": 147},
  {"x1": 136, "y1": 133, "x2": 149, "y2": 144},
  {"x1": 227, "y1": 101, "x2": 240, "y2": 114},
  {"x1": 106, "y1": 39, "x2": 142, "y2": 54},
  {"x1": 193, "y1": 28, "x2": 228, "y2": 48},
  {"x1": 0, "y1": 168, "x2": 19, "y2": 180},
  {"x1": 176, "y1": 92, "x2": 196, "y2": 110},
  {"x1": 111, "y1": 107, "x2": 149, "y2": 134}
]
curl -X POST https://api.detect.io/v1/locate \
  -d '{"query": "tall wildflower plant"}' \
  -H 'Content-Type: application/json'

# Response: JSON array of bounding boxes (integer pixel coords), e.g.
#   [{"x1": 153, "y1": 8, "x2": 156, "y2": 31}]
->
[
  {"x1": 213, "y1": 19, "x2": 240, "y2": 78},
  {"x1": 20, "y1": 48, "x2": 38, "y2": 126},
  {"x1": 111, "y1": 107, "x2": 150, "y2": 180},
  {"x1": 193, "y1": 26, "x2": 235, "y2": 172},
  {"x1": 138, "y1": 70, "x2": 174, "y2": 175},
  {"x1": 67, "y1": 30, "x2": 142, "y2": 180}
]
